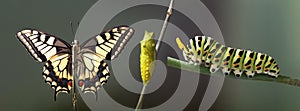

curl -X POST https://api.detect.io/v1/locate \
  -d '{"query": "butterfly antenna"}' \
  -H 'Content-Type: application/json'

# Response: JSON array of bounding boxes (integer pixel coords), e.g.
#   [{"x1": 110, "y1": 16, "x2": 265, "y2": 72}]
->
[{"x1": 70, "y1": 21, "x2": 75, "y2": 37}]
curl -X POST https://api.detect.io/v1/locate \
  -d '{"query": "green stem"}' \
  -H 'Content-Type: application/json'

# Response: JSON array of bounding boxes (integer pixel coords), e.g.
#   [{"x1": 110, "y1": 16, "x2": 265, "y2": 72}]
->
[
  {"x1": 167, "y1": 57, "x2": 300, "y2": 87},
  {"x1": 135, "y1": 84, "x2": 147, "y2": 111}
]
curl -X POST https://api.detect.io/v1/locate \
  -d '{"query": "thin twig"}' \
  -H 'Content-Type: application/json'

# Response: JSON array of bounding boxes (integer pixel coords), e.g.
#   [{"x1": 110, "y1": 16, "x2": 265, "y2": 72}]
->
[
  {"x1": 167, "y1": 57, "x2": 300, "y2": 87},
  {"x1": 135, "y1": 84, "x2": 147, "y2": 111},
  {"x1": 155, "y1": 0, "x2": 174, "y2": 52}
]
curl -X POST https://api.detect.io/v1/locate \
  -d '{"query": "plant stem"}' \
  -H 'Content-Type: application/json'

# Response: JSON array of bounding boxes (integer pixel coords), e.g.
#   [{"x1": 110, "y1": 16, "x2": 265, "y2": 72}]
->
[
  {"x1": 135, "y1": 84, "x2": 147, "y2": 111},
  {"x1": 155, "y1": 0, "x2": 174, "y2": 52},
  {"x1": 167, "y1": 57, "x2": 300, "y2": 87}
]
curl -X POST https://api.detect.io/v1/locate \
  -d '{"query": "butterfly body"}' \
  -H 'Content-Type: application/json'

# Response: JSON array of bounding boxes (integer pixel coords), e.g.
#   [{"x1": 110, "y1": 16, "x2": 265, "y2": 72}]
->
[{"x1": 16, "y1": 26, "x2": 134, "y2": 100}]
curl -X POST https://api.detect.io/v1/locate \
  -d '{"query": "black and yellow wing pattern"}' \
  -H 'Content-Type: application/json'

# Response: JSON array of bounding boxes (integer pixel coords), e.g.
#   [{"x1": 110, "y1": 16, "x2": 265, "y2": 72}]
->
[
  {"x1": 17, "y1": 29, "x2": 72, "y2": 100},
  {"x1": 16, "y1": 25, "x2": 134, "y2": 100},
  {"x1": 77, "y1": 26, "x2": 134, "y2": 95}
]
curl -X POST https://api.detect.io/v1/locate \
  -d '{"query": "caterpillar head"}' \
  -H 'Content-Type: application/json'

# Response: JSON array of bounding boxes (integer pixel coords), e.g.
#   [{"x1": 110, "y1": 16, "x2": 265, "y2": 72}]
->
[{"x1": 176, "y1": 37, "x2": 198, "y2": 63}]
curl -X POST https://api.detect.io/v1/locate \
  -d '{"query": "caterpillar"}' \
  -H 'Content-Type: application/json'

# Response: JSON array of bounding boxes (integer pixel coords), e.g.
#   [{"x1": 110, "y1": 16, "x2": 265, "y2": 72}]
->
[{"x1": 176, "y1": 36, "x2": 280, "y2": 78}]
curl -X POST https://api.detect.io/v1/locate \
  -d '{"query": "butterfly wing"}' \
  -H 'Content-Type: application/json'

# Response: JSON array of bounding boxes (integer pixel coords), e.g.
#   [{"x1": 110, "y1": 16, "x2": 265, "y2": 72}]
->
[
  {"x1": 16, "y1": 29, "x2": 72, "y2": 100},
  {"x1": 16, "y1": 29, "x2": 71, "y2": 62},
  {"x1": 77, "y1": 25, "x2": 134, "y2": 95},
  {"x1": 77, "y1": 52, "x2": 110, "y2": 97}
]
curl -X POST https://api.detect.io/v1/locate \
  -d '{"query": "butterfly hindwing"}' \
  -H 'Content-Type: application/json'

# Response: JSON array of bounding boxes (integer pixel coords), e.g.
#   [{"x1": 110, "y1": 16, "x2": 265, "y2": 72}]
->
[
  {"x1": 16, "y1": 29, "x2": 73, "y2": 100},
  {"x1": 78, "y1": 25, "x2": 134, "y2": 94},
  {"x1": 43, "y1": 53, "x2": 72, "y2": 101},
  {"x1": 77, "y1": 52, "x2": 110, "y2": 98}
]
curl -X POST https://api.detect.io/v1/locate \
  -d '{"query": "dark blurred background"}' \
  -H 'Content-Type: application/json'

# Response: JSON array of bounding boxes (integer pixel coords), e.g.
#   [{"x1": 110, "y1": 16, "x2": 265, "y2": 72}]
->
[{"x1": 1, "y1": 0, "x2": 300, "y2": 110}]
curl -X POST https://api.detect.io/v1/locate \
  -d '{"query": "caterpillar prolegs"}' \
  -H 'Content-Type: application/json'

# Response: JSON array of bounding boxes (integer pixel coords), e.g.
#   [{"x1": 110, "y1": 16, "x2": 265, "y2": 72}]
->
[{"x1": 176, "y1": 36, "x2": 280, "y2": 78}]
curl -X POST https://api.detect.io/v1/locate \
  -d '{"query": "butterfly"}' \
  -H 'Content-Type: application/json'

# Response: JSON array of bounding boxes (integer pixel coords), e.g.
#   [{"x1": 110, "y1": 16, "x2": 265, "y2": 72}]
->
[{"x1": 16, "y1": 25, "x2": 135, "y2": 100}]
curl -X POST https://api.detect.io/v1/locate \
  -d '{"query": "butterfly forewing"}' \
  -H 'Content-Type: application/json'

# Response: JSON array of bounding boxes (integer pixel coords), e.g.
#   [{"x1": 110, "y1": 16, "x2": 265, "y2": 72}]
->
[
  {"x1": 16, "y1": 29, "x2": 73, "y2": 100},
  {"x1": 78, "y1": 25, "x2": 134, "y2": 94},
  {"x1": 80, "y1": 25, "x2": 135, "y2": 60},
  {"x1": 16, "y1": 29, "x2": 71, "y2": 62}
]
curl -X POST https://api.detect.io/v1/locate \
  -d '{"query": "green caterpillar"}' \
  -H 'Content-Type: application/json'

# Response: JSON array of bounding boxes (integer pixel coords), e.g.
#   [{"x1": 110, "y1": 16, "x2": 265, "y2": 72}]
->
[{"x1": 176, "y1": 36, "x2": 280, "y2": 78}]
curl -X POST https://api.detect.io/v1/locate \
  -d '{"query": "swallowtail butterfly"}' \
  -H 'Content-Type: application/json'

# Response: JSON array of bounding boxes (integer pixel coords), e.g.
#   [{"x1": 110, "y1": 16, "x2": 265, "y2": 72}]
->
[
  {"x1": 176, "y1": 36, "x2": 280, "y2": 78},
  {"x1": 16, "y1": 25, "x2": 134, "y2": 100}
]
